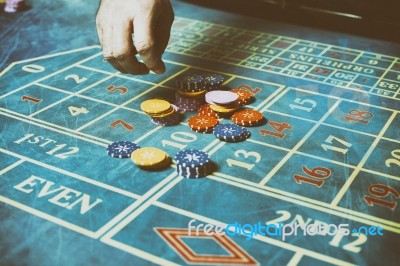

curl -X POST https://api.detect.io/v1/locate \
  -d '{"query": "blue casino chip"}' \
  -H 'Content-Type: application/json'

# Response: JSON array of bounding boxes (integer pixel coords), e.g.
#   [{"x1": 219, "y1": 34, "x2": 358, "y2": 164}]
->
[
  {"x1": 175, "y1": 149, "x2": 210, "y2": 168},
  {"x1": 107, "y1": 141, "x2": 140, "y2": 158},
  {"x1": 213, "y1": 123, "x2": 250, "y2": 142},
  {"x1": 203, "y1": 73, "x2": 225, "y2": 90},
  {"x1": 176, "y1": 74, "x2": 204, "y2": 92}
]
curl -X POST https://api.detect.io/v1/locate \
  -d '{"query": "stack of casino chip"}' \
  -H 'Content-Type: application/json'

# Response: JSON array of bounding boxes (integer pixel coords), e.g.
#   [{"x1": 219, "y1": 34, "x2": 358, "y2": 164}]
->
[
  {"x1": 175, "y1": 74, "x2": 206, "y2": 111},
  {"x1": 203, "y1": 73, "x2": 225, "y2": 91},
  {"x1": 175, "y1": 90, "x2": 206, "y2": 112},
  {"x1": 205, "y1": 90, "x2": 239, "y2": 117},
  {"x1": 107, "y1": 141, "x2": 140, "y2": 158},
  {"x1": 175, "y1": 149, "x2": 210, "y2": 178},
  {"x1": 231, "y1": 109, "x2": 265, "y2": 127},
  {"x1": 198, "y1": 104, "x2": 219, "y2": 119},
  {"x1": 229, "y1": 88, "x2": 254, "y2": 106},
  {"x1": 141, "y1": 99, "x2": 181, "y2": 126},
  {"x1": 131, "y1": 147, "x2": 171, "y2": 170},
  {"x1": 213, "y1": 124, "x2": 251, "y2": 142},
  {"x1": 188, "y1": 115, "x2": 219, "y2": 133}
]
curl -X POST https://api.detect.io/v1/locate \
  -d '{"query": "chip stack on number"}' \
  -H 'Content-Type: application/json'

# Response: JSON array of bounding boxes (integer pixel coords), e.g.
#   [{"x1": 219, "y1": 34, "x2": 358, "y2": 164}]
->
[
  {"x1": 175, "y1": 74, "x2": 206, "y2": 111},
  {"x1": 203, "y1": 73, "x2": 225, "y2": 91},
  {"x1": 205, "y1": 90, "x2": 239, "y2": 117},
  {"x1": 198, "y1": 104, "x2": 219, "y2": 119},
  {"x1": 175, "y1": 149, "x2": 210, "y2": 178},
  {"x1": 231, "y1": 109, "x2": 265, "y2": 127},
  {"x1": 141, "y1": 99, "x2": 181, "y2": 126},
  {"x1": 229, "y1": 88, "x2": 254, "y2": 106},
  {"x1": 213, "y1": 124, "x2": 251, "y2": 142}
]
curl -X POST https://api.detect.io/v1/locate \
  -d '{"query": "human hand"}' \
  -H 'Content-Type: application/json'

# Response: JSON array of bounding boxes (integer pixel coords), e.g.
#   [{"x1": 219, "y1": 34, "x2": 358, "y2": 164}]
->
[{"x1": 96, "y1": 0, "x2": 174, "y2": 75}]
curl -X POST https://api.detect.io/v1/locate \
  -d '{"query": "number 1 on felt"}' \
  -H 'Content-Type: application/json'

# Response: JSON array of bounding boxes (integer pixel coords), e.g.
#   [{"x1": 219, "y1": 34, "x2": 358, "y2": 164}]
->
[{"x1": 22, "y1": 95, "x2": 42, "y2": 104}]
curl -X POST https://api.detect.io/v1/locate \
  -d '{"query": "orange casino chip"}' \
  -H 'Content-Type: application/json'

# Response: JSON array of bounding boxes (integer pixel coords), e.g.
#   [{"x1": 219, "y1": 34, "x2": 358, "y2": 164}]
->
[
  {"x1": 198, "y1": 104, "x2": 219, "y2": 118},
  {"x1": 231, "y1": 109, "x2": 264, "y2": 126},
  {"x1": 230, "y1": 88, "x2": 254, "y2": 105},
  {"x1": 188, "y1": 115, "x2": 219, "y2": 132}
]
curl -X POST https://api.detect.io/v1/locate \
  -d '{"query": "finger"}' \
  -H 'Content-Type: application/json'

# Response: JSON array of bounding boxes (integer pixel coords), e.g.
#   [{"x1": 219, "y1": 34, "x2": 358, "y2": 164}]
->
[
  {"x1": 112, "y1": 20, "x2": 149, "y2": 75},
  {"x1": 95, "y1": 19, "x2": 104, "y2": 48},
  {"x1": 134, "y1": 14, "x2": 166, "y2": 74},
  {"x1": 155, "y1": 11, "x2": 174, "y2": 56},
  {"x1": 101, "y1": 24, "x2": 127, "y2": 74}
]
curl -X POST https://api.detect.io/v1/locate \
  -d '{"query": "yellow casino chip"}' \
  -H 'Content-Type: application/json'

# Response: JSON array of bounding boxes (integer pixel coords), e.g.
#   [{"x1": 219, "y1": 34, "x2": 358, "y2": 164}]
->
[
  {"x1": 209, "y1": 103, "x2": 238, "y2": 113},
  {"x1": 140, "y1": 99, "x2": 171, "y2": 115},
  {"x1": 131, "y1": 147, "x2": 168, "y2": 167}
]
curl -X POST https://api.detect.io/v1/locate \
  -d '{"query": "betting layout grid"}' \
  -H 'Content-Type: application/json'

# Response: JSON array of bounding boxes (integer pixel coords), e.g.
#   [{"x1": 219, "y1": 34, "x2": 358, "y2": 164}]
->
[
  {"x1": 168, "y1": 18, "x2": 400, "y2": 101},
  {"x1": 0, "y1": 22, "x2": 399, "y2": 266}
]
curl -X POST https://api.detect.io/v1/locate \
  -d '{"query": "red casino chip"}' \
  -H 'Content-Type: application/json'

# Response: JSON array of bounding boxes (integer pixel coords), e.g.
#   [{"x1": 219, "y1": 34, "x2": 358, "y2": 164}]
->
[
  {"x1": 230, "y1": 88, "x2": 254, "y2": 105},
  {"x1": 231, "y1": 109, "x2": 264, "y2": 126},
  {"x1": 188, "y1": 115, "x2": 219, "y2": 133},
  {"x1": 198, "y1": 104, "x2": 219, "y2": 118}
]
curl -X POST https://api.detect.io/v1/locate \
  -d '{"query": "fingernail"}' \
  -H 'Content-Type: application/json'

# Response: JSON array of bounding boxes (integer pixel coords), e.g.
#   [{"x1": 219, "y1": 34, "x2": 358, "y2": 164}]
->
[{"x1": 151, "y1": 64, "x2": 166, "y2": 75}]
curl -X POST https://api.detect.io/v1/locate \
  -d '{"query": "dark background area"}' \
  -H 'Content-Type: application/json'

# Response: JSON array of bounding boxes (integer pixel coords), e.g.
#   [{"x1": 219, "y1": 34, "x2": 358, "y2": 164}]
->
[{"x1": 1, "y1": 0, "x2": 399, "y2": 72}]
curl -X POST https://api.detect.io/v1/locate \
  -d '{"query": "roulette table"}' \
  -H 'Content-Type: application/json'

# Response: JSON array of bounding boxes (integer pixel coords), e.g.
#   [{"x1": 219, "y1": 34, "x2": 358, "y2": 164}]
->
[{"x1": 1, "y1": 0, "x2": 399, "y2": 265}]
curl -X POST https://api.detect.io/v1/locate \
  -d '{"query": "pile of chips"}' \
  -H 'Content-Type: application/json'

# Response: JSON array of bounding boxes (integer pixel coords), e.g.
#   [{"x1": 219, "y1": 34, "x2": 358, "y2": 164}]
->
[
  {"x1": 107, "y1": 141, "x2": 171, "y2": 170},
  {"x1": 205, "y1": 90, "x2": 239, "y2": 117},
  {"x1": 107, "y1": 72, "x2": 265, "y2": 178},
  {"x1": 175, "y1": 73, "x2": 225, "y2": 111},
  {"x1": 140, "y1": 99, "x2": 181, "y2": 126},
  {"x1": 175, "y1": 149, "x2": 210, "y2": 178},
  {"x1": 213, "y1": 124, "x2": 251, "y2": 142}
]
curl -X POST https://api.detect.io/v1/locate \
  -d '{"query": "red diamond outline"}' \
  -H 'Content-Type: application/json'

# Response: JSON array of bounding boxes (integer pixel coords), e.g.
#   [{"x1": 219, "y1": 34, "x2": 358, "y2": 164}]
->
[{"x1": 155, "y1": 228, "x2": 258, "y2": 265}]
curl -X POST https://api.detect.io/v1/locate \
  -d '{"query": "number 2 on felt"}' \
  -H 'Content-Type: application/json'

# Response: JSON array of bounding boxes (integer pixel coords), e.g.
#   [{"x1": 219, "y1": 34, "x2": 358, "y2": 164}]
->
[
  {"x1": 260, "y1": 121, "x2": 293, "y2": 139},
  {"x1": 65, "y1": 74, "x2": 87, "y2": 84},
  {"x1": 236, "y1": 85, "x2": 261, "y2": 95}
]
